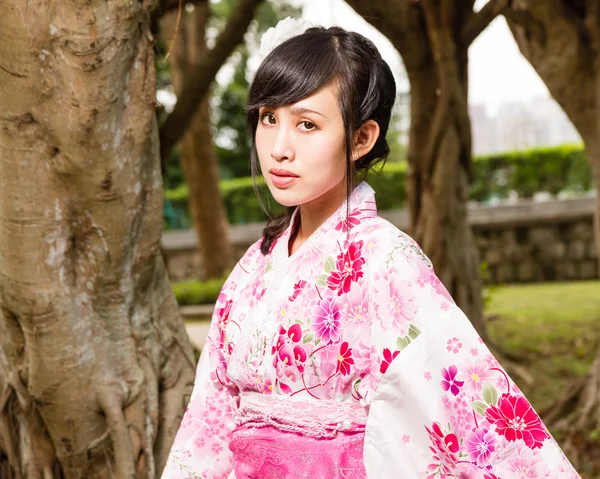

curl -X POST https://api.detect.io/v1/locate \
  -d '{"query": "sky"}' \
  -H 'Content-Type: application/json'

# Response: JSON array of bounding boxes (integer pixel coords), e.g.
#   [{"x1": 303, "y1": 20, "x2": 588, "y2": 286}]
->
[{"x1": 300, "y1": 0, "x2": 550, "y2": 115}]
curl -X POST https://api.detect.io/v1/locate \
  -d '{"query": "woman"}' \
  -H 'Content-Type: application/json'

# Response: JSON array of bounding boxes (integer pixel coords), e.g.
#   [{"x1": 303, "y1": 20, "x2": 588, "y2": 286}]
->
[{"x1": 162, "y1": 21, "x2": 580, "y2": 479}]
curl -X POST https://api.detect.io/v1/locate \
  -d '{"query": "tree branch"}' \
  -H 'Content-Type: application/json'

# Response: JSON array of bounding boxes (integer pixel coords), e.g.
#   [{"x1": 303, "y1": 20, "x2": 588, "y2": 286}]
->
[
  {"x1": 158, "y1": 0, "x2": 264, "y2": 160},
  {"x1": 461, "y1": 0, "x2": 509, "y2": 46},
  {"x1": 150, "y1": 0, "x2": 208, "y2": 27}
]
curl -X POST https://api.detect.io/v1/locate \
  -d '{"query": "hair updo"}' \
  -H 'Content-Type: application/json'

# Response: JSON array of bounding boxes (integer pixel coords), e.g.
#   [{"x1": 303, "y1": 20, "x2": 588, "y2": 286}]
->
[{"x1": 246, "y1": 25, "x2": 397, "y2": 255}]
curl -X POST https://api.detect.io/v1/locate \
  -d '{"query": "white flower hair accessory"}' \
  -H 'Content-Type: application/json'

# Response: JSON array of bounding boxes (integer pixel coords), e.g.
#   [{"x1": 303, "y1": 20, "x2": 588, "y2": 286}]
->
[{"x1": 259, "y1": 16, "x2": 315, "y2": 60}]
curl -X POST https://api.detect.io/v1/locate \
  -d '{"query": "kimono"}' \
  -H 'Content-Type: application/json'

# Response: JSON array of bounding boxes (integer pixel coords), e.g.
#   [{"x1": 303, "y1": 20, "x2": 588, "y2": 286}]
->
[{"x1": 162, "y1": 182, "x2": 580, "y2": 479}]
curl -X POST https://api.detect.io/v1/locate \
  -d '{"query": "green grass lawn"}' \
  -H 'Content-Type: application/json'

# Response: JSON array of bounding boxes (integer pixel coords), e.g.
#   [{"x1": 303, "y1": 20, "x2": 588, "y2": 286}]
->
[{"x1": 486, "y1": 280, "x2": 600, "y2": 413}]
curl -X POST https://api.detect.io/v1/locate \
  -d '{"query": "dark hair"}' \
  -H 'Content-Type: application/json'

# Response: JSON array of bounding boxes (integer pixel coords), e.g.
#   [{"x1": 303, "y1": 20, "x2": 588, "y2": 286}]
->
[{"x1": 246, "y1": 26, "x2": 396, "y2": 255}]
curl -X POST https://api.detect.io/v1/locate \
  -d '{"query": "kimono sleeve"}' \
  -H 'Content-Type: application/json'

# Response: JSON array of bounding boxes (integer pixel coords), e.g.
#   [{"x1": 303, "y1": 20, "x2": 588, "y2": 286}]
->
[
  {"x1": 363, "y1": 305, "x2": 581, "y2": 478},
  {"x1": 161, "y1": 262, "x2": 248, "y2": 479}
]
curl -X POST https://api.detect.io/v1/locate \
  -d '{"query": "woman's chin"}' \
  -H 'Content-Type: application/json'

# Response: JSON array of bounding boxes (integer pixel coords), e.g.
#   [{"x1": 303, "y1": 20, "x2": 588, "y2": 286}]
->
[{"x1": 268, "y1": 187, "x2": 302, "y2": 208}]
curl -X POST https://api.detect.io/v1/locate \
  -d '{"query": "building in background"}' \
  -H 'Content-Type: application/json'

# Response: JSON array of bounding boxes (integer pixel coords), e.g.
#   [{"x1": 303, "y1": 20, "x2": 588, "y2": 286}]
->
[{"x1": 469, "y1": 97, "x2": 581, "y2": 155}]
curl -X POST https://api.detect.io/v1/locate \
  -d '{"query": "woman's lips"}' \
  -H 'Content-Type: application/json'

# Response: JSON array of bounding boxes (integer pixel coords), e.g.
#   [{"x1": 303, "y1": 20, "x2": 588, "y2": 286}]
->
[{"x1": 269, "y1": 169, "x2": 299, "y2": 188}]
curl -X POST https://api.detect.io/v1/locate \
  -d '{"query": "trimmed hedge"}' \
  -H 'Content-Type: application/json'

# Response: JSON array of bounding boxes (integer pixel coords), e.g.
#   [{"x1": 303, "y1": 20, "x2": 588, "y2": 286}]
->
[
  {"x1": 172, "y1": 277, "x2": 228, "y2": 306},
  {"x1": 164, "y1": 144, "x2": 592, "y2": 228}
]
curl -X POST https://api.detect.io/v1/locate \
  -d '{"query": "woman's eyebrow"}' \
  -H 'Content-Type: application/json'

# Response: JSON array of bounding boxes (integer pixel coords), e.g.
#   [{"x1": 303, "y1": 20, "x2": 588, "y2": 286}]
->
[{"x1": 288, "y1": 106, "x2": 328, "y2": 119}]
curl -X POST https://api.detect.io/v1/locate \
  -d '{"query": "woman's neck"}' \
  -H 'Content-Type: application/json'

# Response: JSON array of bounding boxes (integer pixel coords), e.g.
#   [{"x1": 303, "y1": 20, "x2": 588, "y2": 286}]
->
[{"x1": 288, "y1": 180, "x2": 354, "y2": 256}]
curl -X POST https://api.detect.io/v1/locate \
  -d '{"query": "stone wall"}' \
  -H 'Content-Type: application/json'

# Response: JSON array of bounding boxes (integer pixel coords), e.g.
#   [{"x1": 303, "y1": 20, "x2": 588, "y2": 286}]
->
[{"x1": 161, "y1": 197, "x2": 598, "y2": 284}]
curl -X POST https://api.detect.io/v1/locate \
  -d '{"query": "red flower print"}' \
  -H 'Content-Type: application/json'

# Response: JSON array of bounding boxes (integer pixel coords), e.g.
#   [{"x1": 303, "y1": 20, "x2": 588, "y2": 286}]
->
[
  {"x1": 326, "y1": 241, "x2": 365, "y2": 296},
  {"x1": 380, "y1": 348, "x2": 400, "y2": 374},
  {"x1": 485, "y1": 393, "x2": 550, "y2": 449},
  {"x1": 288, "y1": 280, "x2": 307, "y2": 302},
  {"x1": 441, "y1": 365, "x2": 464, "y2": 396},
  {"x1": 335, "y1": 210, "x2": 362, "y2": 232},
  {"x1": 336, "y1": 342, "x2": 355, "y2": 376},
  {"x1": 484, "y1": 474, "x2": 501, "y2": 479}
]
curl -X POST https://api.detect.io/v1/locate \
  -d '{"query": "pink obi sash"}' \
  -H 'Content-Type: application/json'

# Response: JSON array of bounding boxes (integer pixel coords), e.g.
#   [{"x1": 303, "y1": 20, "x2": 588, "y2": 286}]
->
[{"x1": 228, "y1": 391, "x2": 368, "y2": 479}]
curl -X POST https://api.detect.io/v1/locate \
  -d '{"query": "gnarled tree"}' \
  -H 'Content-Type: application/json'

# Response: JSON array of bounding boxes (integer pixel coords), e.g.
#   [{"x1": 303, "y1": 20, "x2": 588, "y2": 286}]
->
[
  {"x1": 506, "y1": 1, "x2": 600, "y2": 473},
  {"x1": 345, "y1": 0, "x2": 508, "y2": 342},
  {"x1": 158, "y1": 0, "x2": 263, "y2": 279},
  {"x1": 0, "y1": 1, "x2": 195, "y2": 477}
]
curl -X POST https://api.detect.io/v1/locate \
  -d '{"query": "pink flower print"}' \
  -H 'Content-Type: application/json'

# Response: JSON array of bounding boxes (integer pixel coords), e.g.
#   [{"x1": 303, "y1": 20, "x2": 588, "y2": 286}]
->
[
  {"x1": 298, "y1": 243, "x2": 325, "y2": 278},
  {"x1": 458, "y1": 358, "x2": 495, "y2": 397},
  {"x1": 326, "y1": 241, "x2": 365, "y2": 296},
  {"x1": 335, "y1": 210, "x2": 362, "y2": 232},
  {"x1": 279, "y1": 382, "x2": 293, "y2": 394},
  {"x1": 441, "y1": 365, "x2": 464, "y2": 396},
  {"x1": 263, "y1": 377, "x2": 274, "y2": 394},
  {"x1": 287, "y1": 323, "x2": 303, "y2": 343},
  {"x1": 278, "y1": 343, "x2": 295, "y2": 366},
  {"x1": 414, "y1": 259, "x2": 454, "y2": 303},
  {"x1": 464, "y1": 428, "x2": 497, "y2": 467},
  {"x1": 484, "y1": 474, "x2": 501, "y2": 479},
  {"x1": 288, "y1": 280, "x2": 307, "y2": 302},
  {"x1": 424, "y1": 371, "x2": 432, "y2": 381},
  {"x1": 352, "y1": 341, "x2": 378, "y2": 372},
  {"x1": 380, "y1": 348, "x2": 400, "y2": 374},
  {"x1": 216, "y1": 298, "x2": 233, "y2": 348},
  {"x1": 471, "y1": 347, "x2": 479, "y2": 357},
  {"x1": 402, "y1": 434, "x2": 411, "y2": 444},
  {"x1": 496, "y1": 446, "x2": 550, "y2": 478},
  {"x1": 293, "y1": 344, "x2": 307, "y2": 363},
  {"x1": 485, "y1": 393, "x2": 550, "y2": 449},
  {"x1": 372, "y1": 271, "x2": 418, "y2": 335},
  {"x1": 336, "y1": 342, "x2": 355, "y2": 376},
  {"x1": 447, "y1": 337, "x2": 463, "y2": 354},
  {"x1": 343, "y1": 283, "x2": 369, "y2": 323},
  {"x1": 311, "y1": 296, "x2": 342, "y2": 344},
  {"x1": 425, "y1": 422, "x2": 459, "y2": 476}
]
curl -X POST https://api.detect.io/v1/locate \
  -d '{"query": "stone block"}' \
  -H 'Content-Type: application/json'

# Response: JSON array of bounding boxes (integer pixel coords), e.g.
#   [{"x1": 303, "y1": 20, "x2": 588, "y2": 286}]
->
[
  {"x1": 588, "y1": 242, "x2": 598, "y2": 259},
  {"x1": 556, "y1": 261, "x2": 577, "y2": 280},
  {"x1": 539, "y1": 242, "x2": 566, "y2": 260},
  {"x1": 567, "y1": 240, "x2": 586, "y2": 261},
  {"x1": 571, "y1": 222, "x2": 594, "y2": 241},
  {"x1": 496, "y1": 264, "x2": 514, "y2": 283},
  {"x1": 485, "y1": 249, "x2": 503, "y2": 266},
  {"x1": 580, "y1": 260, "x2": 599, "y2": 279},
  {"x1": 517, "y1": 260, "x2": 535, "y2": 282},
  {"x1": 529, "y1": 227, "x2": 557, "y2": 245},
  {"x1": 503, "y1": 243, "x2": 521, "y2": 261}
]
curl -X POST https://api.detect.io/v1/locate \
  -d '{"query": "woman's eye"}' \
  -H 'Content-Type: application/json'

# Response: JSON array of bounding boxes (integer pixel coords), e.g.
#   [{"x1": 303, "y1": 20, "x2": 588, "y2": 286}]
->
[
  {"x1": 260, "y1": 113, "x2": 275, "y2": 125},
  {"x1": 300, "y1": 121, "x2": 316, "y2": 131}
]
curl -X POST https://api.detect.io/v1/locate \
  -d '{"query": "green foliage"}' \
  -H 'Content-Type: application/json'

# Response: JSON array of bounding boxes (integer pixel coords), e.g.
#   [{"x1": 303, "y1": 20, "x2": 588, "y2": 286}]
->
[
  {"x1": 470, "y1": 144, "x2": 591, "y2": 201},
  {"x1": 172, "y1": 277, "x2": 228, "y2": 305},
  {"x1": 164, "y1": 144, "x2": 594, "y2": 229},
  {"x1": 487, "y1": 280, "x2": 600, "y2": 413}
]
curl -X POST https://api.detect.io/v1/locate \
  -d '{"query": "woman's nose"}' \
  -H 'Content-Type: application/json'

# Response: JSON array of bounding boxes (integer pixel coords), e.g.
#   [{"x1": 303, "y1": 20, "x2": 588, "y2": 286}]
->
[{"x1": 271, "y1": 126, "x2": 295, "y2": 162}]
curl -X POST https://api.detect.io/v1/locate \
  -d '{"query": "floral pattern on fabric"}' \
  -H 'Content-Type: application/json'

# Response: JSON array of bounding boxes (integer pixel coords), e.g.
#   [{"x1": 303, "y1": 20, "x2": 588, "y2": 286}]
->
[{"x1": 162, "y1": 182, "x2": 580, "y2": 479}]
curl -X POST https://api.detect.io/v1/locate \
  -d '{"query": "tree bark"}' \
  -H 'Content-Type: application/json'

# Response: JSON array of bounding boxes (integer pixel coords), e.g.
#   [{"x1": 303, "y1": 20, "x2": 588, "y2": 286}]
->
[
  {"x1": 162, "y1": 5, "x2": 235, "y2": 279},
  {"x1": 0, "y1": 2, "x2": 195, "y2": 477},
  {"x1": 345, "y1": 0, "x2": 501, "y2": 342},
  {"x1": 506, "y1": 2, "x2": 600, "y2": 470}
]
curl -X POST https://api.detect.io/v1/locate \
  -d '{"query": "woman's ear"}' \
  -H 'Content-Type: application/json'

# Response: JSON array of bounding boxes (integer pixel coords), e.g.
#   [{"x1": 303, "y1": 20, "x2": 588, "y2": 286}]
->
[{"x1": 351, "y1": 120, "x2": 380, "y2": 162}]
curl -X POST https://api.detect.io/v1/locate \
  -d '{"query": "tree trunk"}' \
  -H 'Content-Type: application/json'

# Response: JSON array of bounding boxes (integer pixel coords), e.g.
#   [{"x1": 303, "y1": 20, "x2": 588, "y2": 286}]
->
[
  {"x1": 162, "y1": 5, "x2": 234, "y2": 280},
  {"x1": 345, "y1": 1, "x2": 490, "y2": 340},
  {"x1": 505, "y1": 3, "x2": 600, "y2": 472},
  {"x1": 0, "y1": 2, "x2": 195, "y2": 477}
]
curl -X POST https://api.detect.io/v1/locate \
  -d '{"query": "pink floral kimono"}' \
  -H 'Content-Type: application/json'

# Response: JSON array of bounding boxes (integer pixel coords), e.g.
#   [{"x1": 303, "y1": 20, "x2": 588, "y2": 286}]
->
[{"x1": 162, "y1": 182, "x2": 580, "y2": 479}]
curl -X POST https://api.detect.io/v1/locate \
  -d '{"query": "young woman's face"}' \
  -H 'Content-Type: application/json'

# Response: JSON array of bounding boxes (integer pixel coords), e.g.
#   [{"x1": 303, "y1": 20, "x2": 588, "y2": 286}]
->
[{"x1": 255, "y1": 82, "x2": 347, "y2": 208}]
